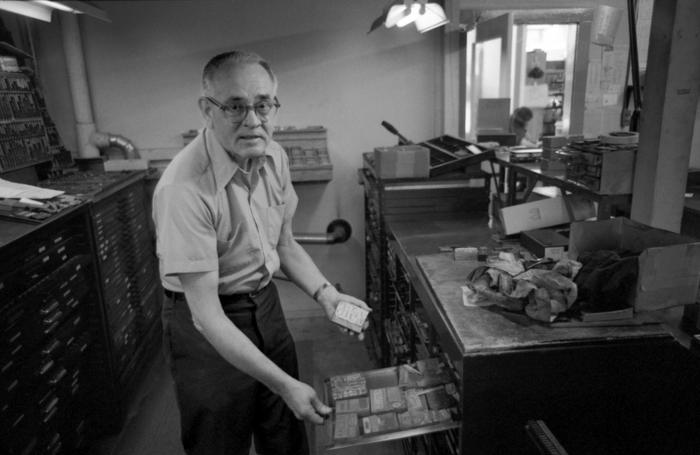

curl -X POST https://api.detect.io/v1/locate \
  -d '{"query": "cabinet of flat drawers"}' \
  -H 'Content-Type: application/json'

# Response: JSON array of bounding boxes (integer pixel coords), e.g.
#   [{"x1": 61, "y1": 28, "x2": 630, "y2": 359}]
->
[
  {"x1": 0, "y1": 205, "x2": 99, "y2": 455},
  {"x1": 359, "y1": 168, "x2": 489, "y2": 367},
  {"x1": 80, "y1": 173, "x2": 162, "y2": 432},
  {"x1": 36, "y1": 171, "x2": 162, "y2": 436}
]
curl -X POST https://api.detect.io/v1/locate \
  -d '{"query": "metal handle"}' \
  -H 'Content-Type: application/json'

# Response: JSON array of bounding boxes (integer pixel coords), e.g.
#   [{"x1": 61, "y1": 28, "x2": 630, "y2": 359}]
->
[{"x1": 294, "y1": 219, "x2": 352, "y2": 245}]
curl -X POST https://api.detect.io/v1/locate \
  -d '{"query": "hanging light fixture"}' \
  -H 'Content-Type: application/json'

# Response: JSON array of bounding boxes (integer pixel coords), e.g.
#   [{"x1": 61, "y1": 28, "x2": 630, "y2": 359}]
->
[
  {"x1": 414, "y1": 3, "x2": 449, "y2": 33},
  {"x1": 383, "y1": 0, "x2": 448, "y2": 33}
]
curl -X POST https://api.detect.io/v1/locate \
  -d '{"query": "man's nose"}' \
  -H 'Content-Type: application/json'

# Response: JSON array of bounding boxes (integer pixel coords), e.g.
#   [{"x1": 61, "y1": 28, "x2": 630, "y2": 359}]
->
[{"x1": 241, "y1": 106, "x2": 262, "y2": 127}]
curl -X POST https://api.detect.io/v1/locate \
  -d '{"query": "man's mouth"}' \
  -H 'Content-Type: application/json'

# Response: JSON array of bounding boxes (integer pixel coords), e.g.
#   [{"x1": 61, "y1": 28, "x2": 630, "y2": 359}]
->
[{"x1": 239, "y1": 134, "x2": 263, "y2": 141}]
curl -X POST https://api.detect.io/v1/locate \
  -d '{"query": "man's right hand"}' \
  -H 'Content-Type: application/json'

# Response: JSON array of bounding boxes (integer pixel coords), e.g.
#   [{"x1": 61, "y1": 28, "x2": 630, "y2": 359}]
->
[{"x1": 280, "y1": 378, "x2": 332, "y2": 424}]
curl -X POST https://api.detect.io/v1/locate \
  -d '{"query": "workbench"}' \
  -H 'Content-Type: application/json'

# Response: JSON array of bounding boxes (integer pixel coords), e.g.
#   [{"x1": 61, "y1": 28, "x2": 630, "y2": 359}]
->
[{"x1": 386, "y1": 217, "x2": 700, "y2": 454}]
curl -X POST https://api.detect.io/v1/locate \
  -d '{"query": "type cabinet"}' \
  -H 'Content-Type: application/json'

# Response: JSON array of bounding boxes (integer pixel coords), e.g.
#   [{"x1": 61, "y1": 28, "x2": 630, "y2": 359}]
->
[
  {"x1": 0, "y1": 171, "x2": 163, "y2": 454},
  {"x1": 0, "y1": 205, "x2": 101, "y2": 454},
  {"x1": 359, "y1": 168, "x2": 489, "y2": 367},
  {"x1": 39, "y1": 171, "x2": 162, "y2": 434}
]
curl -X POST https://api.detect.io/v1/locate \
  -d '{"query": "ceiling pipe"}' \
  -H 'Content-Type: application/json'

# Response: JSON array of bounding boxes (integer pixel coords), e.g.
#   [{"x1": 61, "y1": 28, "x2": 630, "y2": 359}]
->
[
  {"x1": 60, "y1": 13, "x2": 99, "y2": 159},
  {"x1": 61, "y1": 12, "x2": 136, "y2": 162},
  {"x1": 90, "y1": 131, "x2": 139, "y2": 159}
]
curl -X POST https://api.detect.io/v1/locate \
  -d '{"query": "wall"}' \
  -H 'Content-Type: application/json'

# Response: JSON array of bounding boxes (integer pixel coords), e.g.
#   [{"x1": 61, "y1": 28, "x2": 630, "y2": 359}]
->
[{"x1": 31, "y1": 0, "x2": 444, "y2": 302}]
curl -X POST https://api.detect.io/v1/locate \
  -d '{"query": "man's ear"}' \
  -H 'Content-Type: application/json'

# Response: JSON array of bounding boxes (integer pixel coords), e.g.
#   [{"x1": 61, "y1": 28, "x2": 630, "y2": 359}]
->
[{"x1": 198, "y1": 97, "x2": 213, "y2": 125}]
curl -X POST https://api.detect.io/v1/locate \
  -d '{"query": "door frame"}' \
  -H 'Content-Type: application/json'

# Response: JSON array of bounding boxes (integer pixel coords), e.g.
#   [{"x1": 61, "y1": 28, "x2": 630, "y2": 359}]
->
[{"x1": 445, "y1": 6, "x2": 593, "y2": 138}]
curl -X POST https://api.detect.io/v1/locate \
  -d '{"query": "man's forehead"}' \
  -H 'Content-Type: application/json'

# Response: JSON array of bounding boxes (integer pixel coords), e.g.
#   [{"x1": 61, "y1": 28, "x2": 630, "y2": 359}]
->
[{"x1": 211, "y1": 63, "x2": 274, "y2": 87}]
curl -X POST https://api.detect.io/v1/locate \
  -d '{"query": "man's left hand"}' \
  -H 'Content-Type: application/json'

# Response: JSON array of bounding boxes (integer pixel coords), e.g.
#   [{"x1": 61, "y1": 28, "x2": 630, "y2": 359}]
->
[{"x1": 316, "y1": 285, "x2": 371, "y2": 340}]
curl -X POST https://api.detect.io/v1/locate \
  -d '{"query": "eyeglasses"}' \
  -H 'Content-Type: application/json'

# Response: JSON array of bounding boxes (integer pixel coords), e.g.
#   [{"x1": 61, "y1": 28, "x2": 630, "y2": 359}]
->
[{"x1": 205, "y1": 96, "x2": 280, "y2": 123}]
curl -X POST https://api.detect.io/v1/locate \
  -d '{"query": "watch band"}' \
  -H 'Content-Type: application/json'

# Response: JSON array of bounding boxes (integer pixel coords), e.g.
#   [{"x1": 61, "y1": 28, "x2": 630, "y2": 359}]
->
[{"x1": 313, "y1": 282, "x2": 332, "y2": 301}]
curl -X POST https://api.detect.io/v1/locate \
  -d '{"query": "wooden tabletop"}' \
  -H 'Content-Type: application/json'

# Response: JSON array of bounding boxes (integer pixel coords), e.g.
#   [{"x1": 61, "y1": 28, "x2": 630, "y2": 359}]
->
[
  {"x1": 415, "y1": 252, "x2": 672, "y2": 355},
  {"x1": 387, "y1": 217, "x2": 679, "y2": 357}
]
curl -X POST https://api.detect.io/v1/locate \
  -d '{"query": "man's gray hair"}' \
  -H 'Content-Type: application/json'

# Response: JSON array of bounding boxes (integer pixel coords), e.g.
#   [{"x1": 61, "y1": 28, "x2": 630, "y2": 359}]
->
[{"x1": 202, "y1": 50, "x2": 277, "y2": 92}]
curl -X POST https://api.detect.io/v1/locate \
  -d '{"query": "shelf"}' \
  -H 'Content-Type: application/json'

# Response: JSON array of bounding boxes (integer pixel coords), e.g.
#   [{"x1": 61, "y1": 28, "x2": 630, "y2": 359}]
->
[{"x1": 290, "y1": 164, "x2": 333, "y2": 182}]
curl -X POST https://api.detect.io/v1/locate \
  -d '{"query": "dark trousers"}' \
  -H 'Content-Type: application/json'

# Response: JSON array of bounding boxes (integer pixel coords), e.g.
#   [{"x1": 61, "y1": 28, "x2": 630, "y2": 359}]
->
[{"x1": 162, "y1": 283, "x2": 309, "y2": 455}]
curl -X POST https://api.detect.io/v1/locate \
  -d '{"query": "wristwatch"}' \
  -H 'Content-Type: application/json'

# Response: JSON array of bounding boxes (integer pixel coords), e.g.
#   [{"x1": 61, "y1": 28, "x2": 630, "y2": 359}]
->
[{"x1": 313, "y1": 282, "x2": 332, "y2": 302}]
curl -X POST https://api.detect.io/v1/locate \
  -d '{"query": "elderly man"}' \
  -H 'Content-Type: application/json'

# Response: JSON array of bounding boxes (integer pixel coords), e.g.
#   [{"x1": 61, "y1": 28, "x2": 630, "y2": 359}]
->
[{"x1": 152, "y1": 50, "x2": 369, "y2": 455}]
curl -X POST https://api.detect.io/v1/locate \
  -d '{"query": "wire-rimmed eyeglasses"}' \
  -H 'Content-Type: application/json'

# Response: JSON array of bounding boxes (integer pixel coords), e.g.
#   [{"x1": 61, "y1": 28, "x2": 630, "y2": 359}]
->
[{"x1": 205, "y1": 96, "x2": 280, "y2": 123}]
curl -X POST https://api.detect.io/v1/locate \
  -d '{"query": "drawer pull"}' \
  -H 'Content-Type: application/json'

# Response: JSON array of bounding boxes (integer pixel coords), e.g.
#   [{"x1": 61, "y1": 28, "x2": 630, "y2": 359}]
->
[
  {"x1": 39, "y1": 359, "x2": 54, "y2": 375},
  {"x1": 43, "y1": 310, "x2": 63, "y2": 326},
  {"x1": 44, "y1": 320, "x2": 60, "y2": 335},
  {"x1": 42, "y1": 339, "x2": 61, "y2": 356},
  {"x1": 49, "y1": 368, "x2": 67, "y2": 385},
  {"x1": 43, "y1": 404, "x2": 58, "y2": 423},
  {"x1": 42, "y1": 396, "x2": 59, "y2": 416},
  {"x1": 9, "y1": 331, "x2": 21, "y2": 343},
  {"x1": 41, "y1": 300, "x2": 60, "y2": 315},
  {"x1": 12, "y1": 412, "x2": 24, "y2": 428},
  {"x1": 2, "y1": 359, "x2": 13, "y2": 373}
]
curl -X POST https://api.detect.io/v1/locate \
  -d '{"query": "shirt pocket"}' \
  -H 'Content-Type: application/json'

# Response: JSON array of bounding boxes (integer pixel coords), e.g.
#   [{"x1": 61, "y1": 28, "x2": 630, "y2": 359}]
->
[{"x1": 266, "y1": 203, "x2": 286, "y2": 247}]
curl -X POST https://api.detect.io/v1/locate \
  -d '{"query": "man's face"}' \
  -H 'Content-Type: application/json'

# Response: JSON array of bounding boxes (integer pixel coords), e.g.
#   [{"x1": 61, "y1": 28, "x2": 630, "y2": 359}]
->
[{"x1": 201, "y1": 63, "x2": 277, "y2": 163}]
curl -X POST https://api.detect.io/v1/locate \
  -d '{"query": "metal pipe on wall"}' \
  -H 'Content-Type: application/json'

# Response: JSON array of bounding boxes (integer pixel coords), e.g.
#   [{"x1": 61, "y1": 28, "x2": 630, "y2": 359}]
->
[
  {"x1": 60, "y1": 13, "x2": 99, "y2": 159},
  {"x1": 294, "y1": 219, "x2": 352, "y2": 245},
  {"x1": 90, "y1": 131, "x2": 140, "y2": 159}
]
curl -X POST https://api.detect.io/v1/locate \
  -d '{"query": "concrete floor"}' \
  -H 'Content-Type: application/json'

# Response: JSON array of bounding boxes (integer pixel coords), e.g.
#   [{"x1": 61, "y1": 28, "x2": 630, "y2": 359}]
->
[{"x1": 91, "y1": 280, "x2": 403, "y2": 455}]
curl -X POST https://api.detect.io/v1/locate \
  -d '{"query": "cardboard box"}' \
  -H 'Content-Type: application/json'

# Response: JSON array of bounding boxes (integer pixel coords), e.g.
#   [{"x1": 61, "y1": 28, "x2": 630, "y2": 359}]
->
[
  {"x1": 565, "y1": 148, "x2": 635, "y2": 194},
  {"x1": 521, "y1": 229, "x2": 569, "y2": 260},
  {"x1": 498, "y1": 195, "x2": 596, "y2": 236},
  {"x1": 373, "y1": 144, "x2": 430, "y2": 179},
  {"x1": 569, "y1": 217, "x2": 700, "y2": 311}
]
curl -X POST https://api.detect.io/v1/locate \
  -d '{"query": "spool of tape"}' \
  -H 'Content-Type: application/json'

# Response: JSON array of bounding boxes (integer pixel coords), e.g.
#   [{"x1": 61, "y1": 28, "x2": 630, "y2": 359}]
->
[{"x1": 599, "y1": 131, "x2": 639, "y2": 145}]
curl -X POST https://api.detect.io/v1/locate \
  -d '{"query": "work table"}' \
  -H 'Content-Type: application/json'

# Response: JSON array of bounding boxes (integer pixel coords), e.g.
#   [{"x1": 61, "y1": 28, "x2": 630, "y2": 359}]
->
[
  {"x1": 388, "y1": 217, "x2": 686, "y2": 353},
  {"x1": 384, "y1": 215, "x2": 700, "y2": 454}
]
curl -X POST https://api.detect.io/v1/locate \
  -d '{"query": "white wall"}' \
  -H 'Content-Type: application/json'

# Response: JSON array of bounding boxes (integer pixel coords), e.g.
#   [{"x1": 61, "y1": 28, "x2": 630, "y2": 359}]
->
[{"x1": 31, "y1": 0, "x2": 443, "y2": 300}]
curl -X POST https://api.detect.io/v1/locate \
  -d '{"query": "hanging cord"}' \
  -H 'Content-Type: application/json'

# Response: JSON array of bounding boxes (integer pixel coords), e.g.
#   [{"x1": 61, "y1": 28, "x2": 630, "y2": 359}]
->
[{"x1": 626, "y1": 0, "x2": 643, "y2": 132}]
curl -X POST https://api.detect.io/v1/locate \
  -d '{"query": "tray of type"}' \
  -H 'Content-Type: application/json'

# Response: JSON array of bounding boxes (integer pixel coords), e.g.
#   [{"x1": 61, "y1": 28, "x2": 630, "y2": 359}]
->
[{"x1": 321, "y1": 357, "x2": 461, "y2": 451}]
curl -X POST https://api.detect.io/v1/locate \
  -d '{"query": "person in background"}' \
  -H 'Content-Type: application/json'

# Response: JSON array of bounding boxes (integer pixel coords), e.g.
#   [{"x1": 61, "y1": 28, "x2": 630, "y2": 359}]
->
[
  {"x1": 509, "y1": 106, "x2": 538, "y2": 147},
  {"x1": 152, "y1": 50, "x2": 370, "y2": 455}
]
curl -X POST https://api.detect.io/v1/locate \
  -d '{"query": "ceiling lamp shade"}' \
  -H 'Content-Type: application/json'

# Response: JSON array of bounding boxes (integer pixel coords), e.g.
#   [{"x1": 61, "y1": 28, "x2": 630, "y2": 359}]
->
[
  {"x1": 415, "y1": 3, "x2": 448, "y2": 33},
  {"x1": 384, "y1": 0, "x2": 449, "y2": 33}
]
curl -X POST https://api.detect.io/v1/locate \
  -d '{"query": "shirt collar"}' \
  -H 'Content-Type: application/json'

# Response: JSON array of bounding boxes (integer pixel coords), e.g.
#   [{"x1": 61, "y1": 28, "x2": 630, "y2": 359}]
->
[{"x1": 203, "y1": 128, "x2": 274, "y2": 192}]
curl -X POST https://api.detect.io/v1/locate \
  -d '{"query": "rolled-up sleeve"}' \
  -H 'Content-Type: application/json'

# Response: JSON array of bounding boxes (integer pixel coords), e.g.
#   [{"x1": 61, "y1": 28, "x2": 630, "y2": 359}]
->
[{"x1": 153, "y1": 183, "x2": 219, "y2": 276}]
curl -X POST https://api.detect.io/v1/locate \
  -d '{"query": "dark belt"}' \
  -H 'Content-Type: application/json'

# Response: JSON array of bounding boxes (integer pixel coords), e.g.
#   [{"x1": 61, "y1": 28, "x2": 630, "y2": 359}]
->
[{"x1": 163, "y1": 284, "x2": 269, "y2": 302}]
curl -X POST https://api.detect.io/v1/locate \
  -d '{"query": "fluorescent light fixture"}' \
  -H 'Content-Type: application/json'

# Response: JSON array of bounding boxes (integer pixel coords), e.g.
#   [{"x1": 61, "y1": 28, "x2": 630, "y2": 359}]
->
[
  {"x1": 0, "y1": 1, "x2": 110, "y2": 22},
  {"x1": 0, "y1": 1, "x2": 53, "y2": 22},
  {"x1": 34, "y1": 1, "x2": 75, "y2": 13},
  {"x1": 384, "y1": 1, "x2": 449, "y2": 32},
  {"x1": 415, "y1": 3, "x2": 449, "y2": 33}
]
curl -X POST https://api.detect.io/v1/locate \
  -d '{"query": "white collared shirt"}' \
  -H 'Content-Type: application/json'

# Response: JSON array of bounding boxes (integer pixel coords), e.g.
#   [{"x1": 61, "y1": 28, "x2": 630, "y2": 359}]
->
[{"x1": 152, "y1": 128, "x2": 298, "y2": 294}]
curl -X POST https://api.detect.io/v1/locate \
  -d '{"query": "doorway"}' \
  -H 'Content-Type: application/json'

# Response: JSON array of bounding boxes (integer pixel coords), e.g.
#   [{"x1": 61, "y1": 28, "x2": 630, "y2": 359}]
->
[{"x1": 463, "y1": 9, "x2": 592, "y2": 143}]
